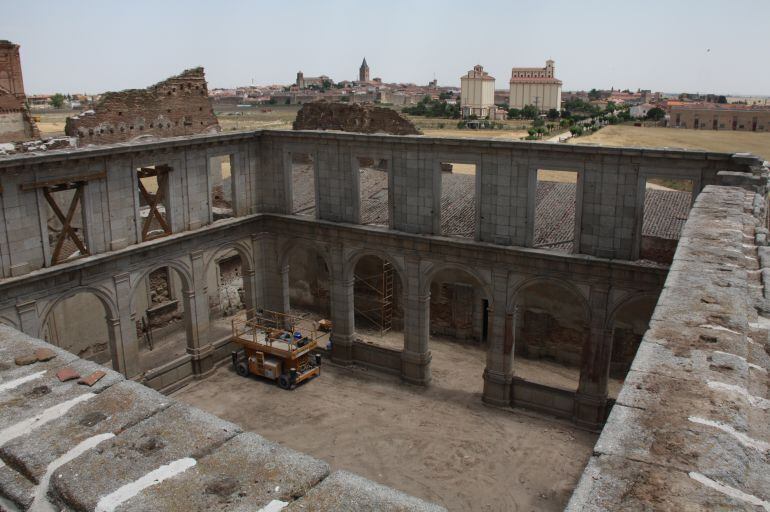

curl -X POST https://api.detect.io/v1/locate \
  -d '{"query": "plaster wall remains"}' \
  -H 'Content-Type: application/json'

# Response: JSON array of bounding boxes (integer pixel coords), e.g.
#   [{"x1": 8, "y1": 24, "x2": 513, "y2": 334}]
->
[{"x1": 64, "y1": 67, "x2": 220, "y2": 145}]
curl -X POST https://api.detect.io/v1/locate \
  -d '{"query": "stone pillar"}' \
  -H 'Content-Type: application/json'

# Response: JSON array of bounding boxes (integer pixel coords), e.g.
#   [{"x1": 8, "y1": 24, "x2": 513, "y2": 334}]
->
[
  {"x1": 257, "y1": 234, "x2": 289, "y2": 315},
  {"x1": 16, "y1": 300, "x2": 40, "y2": 338},
  {"x1": 329, "y1": 246, "x2": 354, "y2": 365},
  {"x1": 186, "y1": 250, "x2": 215, "y2": 378},
  {"x1": 574, "y1": 284, "x2": 612, "y2": 431},
  {"x1": 483, "y1": 269, "x2": 513, "y2": 406},
  {"x1": 114, "y1": 273, "x2": 139, "y2": 378},
  {"x1": 401, "y1": 256, "x2": 431, "y2": 385}
]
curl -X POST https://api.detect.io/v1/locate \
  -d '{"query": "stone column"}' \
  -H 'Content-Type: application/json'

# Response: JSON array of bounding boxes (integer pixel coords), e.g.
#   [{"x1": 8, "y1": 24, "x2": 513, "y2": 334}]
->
[
  {"x1": 257, "y1": 234, "x2": 289, "y2": 315},
  {"x1": 185, "y1": 250, "x2": 215, "y2": 378},
  {"x1": 401, "y1": 256, "x2": 431, "y2": 385},
  {"x1": 114, "y1": 273, "x2": 139, "y2": 378},
  {"x1": 16, "y1": 300, "x2": 40, "y2": 338},
  {"x1": 574, "y1": 284, "x2": 612, "y2": 431},
  {"x1": 328, "y1": 246, "x2": 354, "y2": 365},
  {"x1": 483, "y1": 269, "x2": 513, "y2": 406}
]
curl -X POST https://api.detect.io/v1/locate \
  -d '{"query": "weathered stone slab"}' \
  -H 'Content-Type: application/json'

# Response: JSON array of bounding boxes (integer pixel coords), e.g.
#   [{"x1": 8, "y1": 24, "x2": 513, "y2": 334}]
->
[
  {"x1": 50, "y1": 404, "x2": 240, "y2": 511},
  {"x1": 0, "y1": 380, "x2": 171, "y2": 484},
  {"x1": 116, "y1": 432, "x2": 328, "y2": 512},
  {"x1": 285, "y1": 471, "x2": 447, "y2": 512},
  {"x1": 0, "y1": 325, "x2": 77, "y2": 383},
  {"x1": 0, "y1": 358, "x2": 123, "y2": 438},
  {"x1": 0, "y1": 461, "x2": 34, "y2": 509}
]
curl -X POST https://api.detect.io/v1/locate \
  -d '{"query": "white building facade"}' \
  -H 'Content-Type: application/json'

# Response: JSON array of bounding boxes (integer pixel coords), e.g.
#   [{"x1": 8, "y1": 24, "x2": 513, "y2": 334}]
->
[
  {"x1": 508, "y1": 60, "x2": 562, "y2": 112},
  {"x1": 460, "y1": 65, "x2": 495, "y2": 118}
]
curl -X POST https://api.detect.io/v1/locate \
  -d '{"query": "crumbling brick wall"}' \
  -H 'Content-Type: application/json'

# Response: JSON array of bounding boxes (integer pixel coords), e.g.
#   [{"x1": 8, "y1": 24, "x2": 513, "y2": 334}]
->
[
  {"x1": 293, "y1": 101, "x2": 421, "y2": 135},
  {"x1": 64, "y1": 67, "x2": 220, "y2": 145},
  {"x1": 0, "y1": 88, "x2": 38, "y2": 143}
]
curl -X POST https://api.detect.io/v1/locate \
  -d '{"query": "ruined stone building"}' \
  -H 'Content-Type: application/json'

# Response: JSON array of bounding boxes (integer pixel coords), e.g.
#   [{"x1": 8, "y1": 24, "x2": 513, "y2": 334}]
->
[
  {"x1": 64, "y1": 67, "x2": 220, "y2": 145},
  {"x1": 0, "y1": 40, "x2": 39, "y2": 143},
  {"x1": 0, "y1": 126, "x2": 768, "y2": 510}
]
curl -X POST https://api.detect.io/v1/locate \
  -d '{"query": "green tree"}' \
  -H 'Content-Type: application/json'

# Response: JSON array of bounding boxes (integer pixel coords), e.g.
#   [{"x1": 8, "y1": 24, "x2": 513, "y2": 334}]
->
[
  {"x1": 507, "y1": 108, "x2": 521, "y2": 119},
  {"x1": 546, "y1": 108, "x2": 560, "y2": 121},
  {"x1": 588, "y1": 88, "x2": 601, "y2": 100},
  {"x1": 717, "y1": 95, "x2": 727, "y2": 104},
  {"x1": 532, "y1": 117, "x2": 545, "y2": 128},
  {"x1": 50, "y1": 93, "x2": 66, "y2": 109},
  {"x1": 521, "y1": 104, "x2": 539, "y2": 119},
  {"x1": 646, "y1": 107, "x2": 665, "y2": 121}
]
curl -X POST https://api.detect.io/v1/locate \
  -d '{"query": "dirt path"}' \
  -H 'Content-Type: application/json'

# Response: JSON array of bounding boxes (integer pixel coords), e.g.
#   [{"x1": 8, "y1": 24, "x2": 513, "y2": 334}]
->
[{"x1": 174, "y1": 331, "x2": 598, "y2": 511}]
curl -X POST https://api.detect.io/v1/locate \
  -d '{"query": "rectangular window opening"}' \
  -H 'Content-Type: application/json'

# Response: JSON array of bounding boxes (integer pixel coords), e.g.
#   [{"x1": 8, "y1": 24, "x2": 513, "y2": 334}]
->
[
  {"x1": 137, "y1": 165, "x2": 171, "y2": 241},
  {"x1": 534, "y1": 169, "x2": 577, "y2": 253},
  {"x1": 210, "y1": 155, "x2": 234, "y2": 221},
  {"x1": 291, "y1": 153, "x2": 315, "y2": 216},
  {"x1": 641, "y1": 177, "x2": 693, "y2": 264},
  {"x1": 357, "y1": 156, "x2": 389, "y2": 227},
  {"x1": 440, "y1": 162, "x2": 476, "y2": 238},
  {"x1": 44, "y1": 182, "x2": 89, "y2": 265}
]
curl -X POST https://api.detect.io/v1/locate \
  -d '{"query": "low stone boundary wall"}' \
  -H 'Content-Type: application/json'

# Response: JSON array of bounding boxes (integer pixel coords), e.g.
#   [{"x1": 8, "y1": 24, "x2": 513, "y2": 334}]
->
[
  {"x1": 0, "y1": 325, "x2": 445, "y2": 511},
  {"x1": 567, "y1": 184, "x2": 770, "y2": 510}
]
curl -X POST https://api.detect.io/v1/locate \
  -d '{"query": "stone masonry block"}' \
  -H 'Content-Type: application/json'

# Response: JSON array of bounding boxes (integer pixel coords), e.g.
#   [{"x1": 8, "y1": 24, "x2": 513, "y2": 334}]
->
[
  {"x1": 50, "y1": 404, "x2": 241, "y2": 511},
  {"x1": 116, "y1": 432, "x2": 329, "y2": 512}
]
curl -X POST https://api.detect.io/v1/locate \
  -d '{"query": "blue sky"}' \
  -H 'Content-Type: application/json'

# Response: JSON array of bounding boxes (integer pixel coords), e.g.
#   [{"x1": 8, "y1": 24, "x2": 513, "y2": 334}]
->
[{"x1": 2, "y1": 0, "x2": 769, "y2": 95}]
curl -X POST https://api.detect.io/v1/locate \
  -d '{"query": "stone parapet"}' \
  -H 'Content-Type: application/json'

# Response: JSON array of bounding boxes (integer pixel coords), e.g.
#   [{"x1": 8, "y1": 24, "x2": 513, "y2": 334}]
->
[
  {"x1": 0, "y1": 325, "x2": 444, "y2": 511},
  {"x1": 566, "y1": 184, "x2": 770, "y2": 510}
]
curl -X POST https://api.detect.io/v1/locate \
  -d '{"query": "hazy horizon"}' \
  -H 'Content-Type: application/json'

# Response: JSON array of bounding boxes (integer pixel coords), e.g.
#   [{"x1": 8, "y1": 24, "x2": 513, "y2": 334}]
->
[{"x1": 3, "y1": 0, "x2": 769, "y2": 96}]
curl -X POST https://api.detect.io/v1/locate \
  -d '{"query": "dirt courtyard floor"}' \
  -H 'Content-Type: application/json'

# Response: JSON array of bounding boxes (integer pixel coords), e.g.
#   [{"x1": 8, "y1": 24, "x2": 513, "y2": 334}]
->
[{"x1": 174, "y1": 326, "x2": 601, "y2": 511}]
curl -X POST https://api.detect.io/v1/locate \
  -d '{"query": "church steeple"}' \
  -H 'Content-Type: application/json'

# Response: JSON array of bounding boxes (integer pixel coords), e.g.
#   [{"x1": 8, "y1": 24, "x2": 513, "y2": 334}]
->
[{"x1": 359, "y1": 57, "x2": 370, "y2": 82}]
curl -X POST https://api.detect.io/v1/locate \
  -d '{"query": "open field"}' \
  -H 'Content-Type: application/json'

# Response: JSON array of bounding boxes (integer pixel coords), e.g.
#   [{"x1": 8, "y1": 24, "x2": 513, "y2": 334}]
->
[
  {"x1": 215, "y1": 104, "x2": 298, "y2": 131},
  {"x1": 174, "y1": 332, "x2": 599, "y2": 512},
  {"x1": 31, "y1": 110, "x2": 72, "y2": 137},
  {"x1": 569, "y1": 124, "x2": 770, "y2": 161}
]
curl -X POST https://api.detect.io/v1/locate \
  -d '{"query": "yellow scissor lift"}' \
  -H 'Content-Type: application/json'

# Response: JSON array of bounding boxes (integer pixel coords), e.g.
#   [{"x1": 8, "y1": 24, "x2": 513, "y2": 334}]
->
[{"x1": 230, "y1": 308, "x2": 326, "y2": 389}]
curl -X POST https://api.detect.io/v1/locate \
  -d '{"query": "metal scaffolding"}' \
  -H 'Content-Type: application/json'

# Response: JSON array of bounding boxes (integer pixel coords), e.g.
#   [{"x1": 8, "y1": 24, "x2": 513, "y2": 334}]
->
[{"x1": 354, "y1": 261, "x2": 394, "y2": 335}]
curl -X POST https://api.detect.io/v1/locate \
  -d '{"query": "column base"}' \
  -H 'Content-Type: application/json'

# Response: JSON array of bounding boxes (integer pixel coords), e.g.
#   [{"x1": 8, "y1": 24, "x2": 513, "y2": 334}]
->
[
  {"x1": 401, "y1": 350, "x2": 431, "y2": 385},
  {"x1": 482, "y1": 368, "x2": 513, "y2": 407},
  {"x1": 188, "y1": 344, "x2": 216, "y2": 379},
  {"x1": 573, "y1": 392, "x2": 608, "y2": 432},
  {"x1": 330, "y1": 335, "x2": 354, "y2": 366}
]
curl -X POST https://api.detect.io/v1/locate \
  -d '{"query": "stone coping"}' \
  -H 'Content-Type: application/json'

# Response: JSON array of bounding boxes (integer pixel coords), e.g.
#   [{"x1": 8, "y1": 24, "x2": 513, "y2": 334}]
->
[
  {"x1": 0, "y1": 325, "x2": 445, "y2": 511},
  {"x1": 566, "y1": 184, "x2": 770, "y2": 510}
]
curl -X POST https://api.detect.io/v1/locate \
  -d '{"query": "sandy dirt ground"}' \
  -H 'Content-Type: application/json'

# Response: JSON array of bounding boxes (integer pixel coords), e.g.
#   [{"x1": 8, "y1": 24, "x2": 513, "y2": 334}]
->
[
  {"x1": 422, "y1": 128, "x2": 528, "y2": 140},
  {"x1": 174, "y1": 316, "x2": 604, "y2": 511},
  {"x1": 569, "y1": 124, "x2": 770, "y2": 161}
]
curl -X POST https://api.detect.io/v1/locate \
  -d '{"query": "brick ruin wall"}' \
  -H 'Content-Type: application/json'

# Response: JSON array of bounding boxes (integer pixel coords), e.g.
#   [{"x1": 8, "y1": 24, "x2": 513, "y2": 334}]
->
[
  {"x1": 64, "y1": 67, "x2": 220, "y2": 145},
  {"x1": 293, "y1": 100, "x2": 422, "y2": 135},
  {"x1": 0, "y1": 41, "x2": 38, "y2": 143}
]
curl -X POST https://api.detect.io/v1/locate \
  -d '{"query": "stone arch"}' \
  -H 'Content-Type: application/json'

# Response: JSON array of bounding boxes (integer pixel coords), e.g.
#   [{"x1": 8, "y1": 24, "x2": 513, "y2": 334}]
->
[
  {"x1": 129, "y1": 259, "x2": 193, "y2": 313},
  {"x1": 508, "y1": 276, "x2": 589, "y2": 319},
  {"x1": 345, "y1": 247, "x2": 407, "y2": 343},
  {"x1": 422, "y1": 261, "x2": 493, "y2": 344},
  {"x1": 280, "y1": 237, "x2": 333, "y2": 318},
  {"x1": 420, "y1": 261, "x2": 493, "y2": 305},
  {"x1": 606, "y1": 292, "x2": 658, "y2": 378},
  {"x1": 40, "y1": 285, "x2": 119, "y2": 368},
  {"x1": 343, "y1": 247, "x2": 406, "y2": 285},
  {"x1": 203, "y1": 239, "x2": 254, "y2": 277},
  {"x1": 40, "y1": 284, "x2": 119, "y2": 326},
  {"x1": 278, "y1": 237, "x2": 332, "y2": 274},
  {"x1": 509, "y1": 276, "x2": 591, "y2": 373},
  {"x1": 203, "y1": 240, "x2": 255, "y2": 336},
  {"x1": 0, "y1": 314, "x2": 19, "y2": 330}
]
